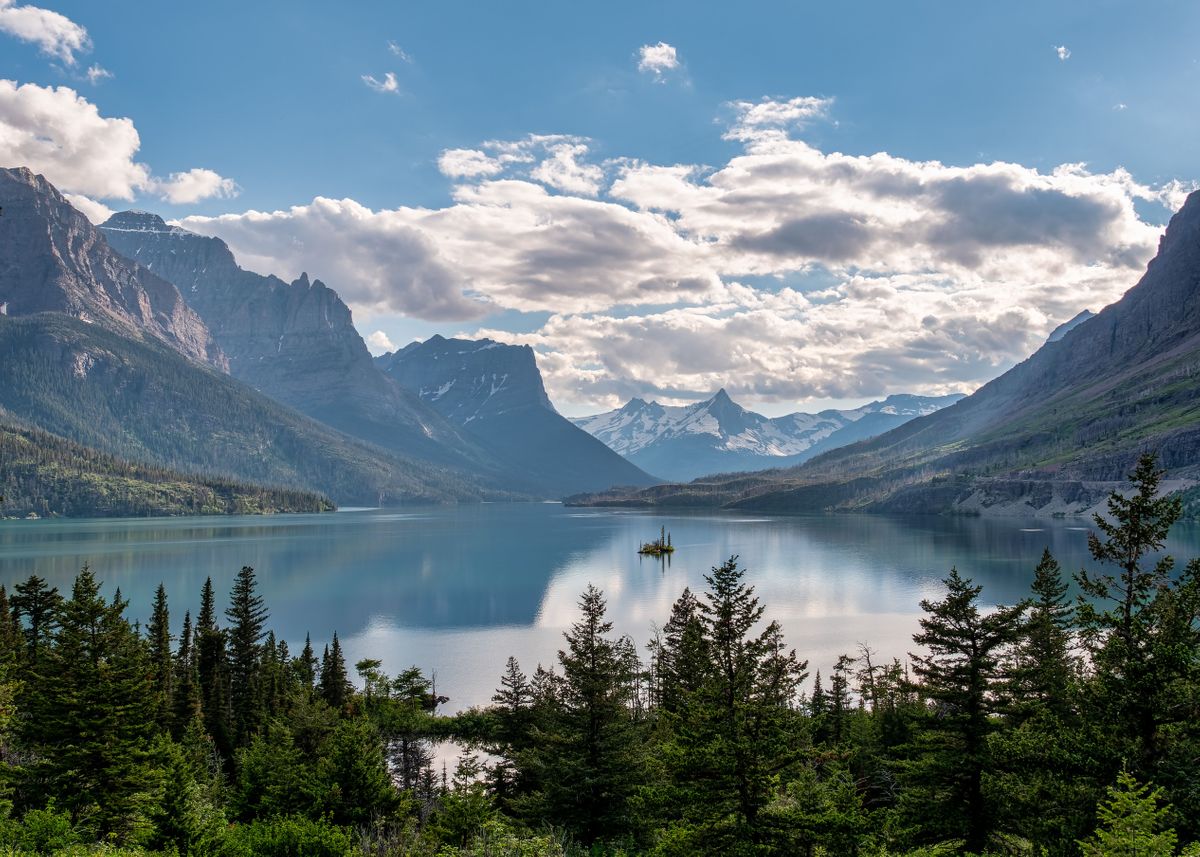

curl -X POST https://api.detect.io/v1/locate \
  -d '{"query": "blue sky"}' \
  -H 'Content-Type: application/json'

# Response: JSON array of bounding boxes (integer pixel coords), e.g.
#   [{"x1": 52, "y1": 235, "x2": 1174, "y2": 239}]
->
[{"x1": 2, "y1": 0, "x2": 1198, "y2": 414}]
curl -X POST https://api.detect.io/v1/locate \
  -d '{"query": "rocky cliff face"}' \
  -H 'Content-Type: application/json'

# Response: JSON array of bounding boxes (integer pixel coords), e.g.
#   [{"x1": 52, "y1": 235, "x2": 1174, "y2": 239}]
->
[
  {"x1": 100, "y1": 212, "x2": 495, "y2": 471},
  {"x1": 0, "y1": 168, "x2": 224, "y2": 368},
  {"x1": 380, "y1": 336, "x2": 658, "y2": 497}
]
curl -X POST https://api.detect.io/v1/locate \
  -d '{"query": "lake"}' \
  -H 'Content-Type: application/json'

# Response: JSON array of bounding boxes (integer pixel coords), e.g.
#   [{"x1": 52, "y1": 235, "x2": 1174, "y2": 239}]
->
[{"x1": 2, "y1": 504, "x2": 1197, "y2": 712}]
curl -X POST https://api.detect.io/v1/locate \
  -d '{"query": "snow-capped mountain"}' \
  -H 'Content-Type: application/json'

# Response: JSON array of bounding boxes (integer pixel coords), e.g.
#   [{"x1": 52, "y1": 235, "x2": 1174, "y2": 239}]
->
[{"x1": 572, "y1": 389, "x2": 964, "y2": 482}]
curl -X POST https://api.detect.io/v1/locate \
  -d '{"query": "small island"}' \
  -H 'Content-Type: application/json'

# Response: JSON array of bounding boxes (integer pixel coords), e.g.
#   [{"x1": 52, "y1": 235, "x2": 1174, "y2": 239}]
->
[{"x1": 638, "y1": 525, "x2": 675, "y2": 556}]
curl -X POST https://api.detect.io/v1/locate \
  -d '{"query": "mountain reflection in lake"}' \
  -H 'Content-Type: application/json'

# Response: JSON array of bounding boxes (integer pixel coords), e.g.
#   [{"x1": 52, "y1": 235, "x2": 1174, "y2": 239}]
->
[{"x1": 4, "y1": 504, "x2": 1197, "y2": 711}]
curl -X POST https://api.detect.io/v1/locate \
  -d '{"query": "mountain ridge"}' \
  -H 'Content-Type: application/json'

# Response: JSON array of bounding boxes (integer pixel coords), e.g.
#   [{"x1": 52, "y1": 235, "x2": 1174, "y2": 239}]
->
[
  {"x1": 572, "y1": 389, "x2": 964, "y2": 482},
  {"x1": 569, "y1": 190, "x2": 1200, "y2": 514}
]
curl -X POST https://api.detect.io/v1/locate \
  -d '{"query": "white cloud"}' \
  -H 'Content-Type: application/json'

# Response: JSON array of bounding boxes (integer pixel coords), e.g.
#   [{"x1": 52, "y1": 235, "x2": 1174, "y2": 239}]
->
[
  {"x1": 178, "y1": 94, "x2": 1189, "y2": 410},
  {"x1": 438, "y1": 148, "x2": 504, "y2": 178},
  {"x1": 366, "y1": 330, "x2": 396, "y2": 354},
  {"x1": 153, "y1": 168, "x2": 239, "y2": 205},
  {"x1": 0, "y1": 0, "x2": 90, "y2": 65},
  {"x1": 362, "y1": 72, "x2": 400, "y2": 94},
  {"x1": 637, "y1": 42, "x2": 679, "y2": 79},
  {"x1": 63, "y1": 191, "x2": 112, "y2": 223},
  {"x1": 85, "y1": 63, "x2": 111, "y2": 84},
  {"x1": 1055, "y1": 45, "x2": 1071, "y2": 61},
  {"x1": 529, "y1": 141, "x2": 605, "y2": 196},
  {"x1": 387, "y1": 41, "x2": 412, "y2": 63},
  {"x1": 1113, "y1": 102, "x2": 1127, "y2": 111},
  {"x1": 725, "y1": 96, "x2": 834, "y2": 144},
  {"x1": 0, "y1": 79, "x2": 238, "y2": 205}
]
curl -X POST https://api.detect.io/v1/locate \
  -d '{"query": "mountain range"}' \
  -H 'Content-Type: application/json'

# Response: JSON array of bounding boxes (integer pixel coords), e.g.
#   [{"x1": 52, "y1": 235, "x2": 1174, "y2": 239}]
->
[
  {"x1": 570, "y1": 189, "x2": 1200, "y2": 515},
  {"x1": 572, "y1": 390, "x2": 964, "y2": 482},
  {"x1": 0, "y1": 167, "x2": 652, "y2": 513}
]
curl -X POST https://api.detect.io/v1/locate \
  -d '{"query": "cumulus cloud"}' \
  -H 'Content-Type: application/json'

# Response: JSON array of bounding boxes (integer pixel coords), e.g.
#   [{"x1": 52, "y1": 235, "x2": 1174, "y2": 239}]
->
[
  {"x1": 439, "y1": 134, "x2": 607, "y2": 195},
  {"x1": 366, "y1": 330, "x2": 396, "y2": 354},
  {"x1": 637, "y1": 42, "x2": 679, "y2": 79},
  {"x1": 153, "y1": 167, "x2": 239, "y2": 205},
  {"x1": 179, "y1": 93, "x2": 1188, "y2": 410},
  {"x1": 438, "y1": 148, "x2": 504, "y2": 178},
  {"x1": 362, "y1": 71, "x2": 400, "y2": 94},
  {"x1": 725, "y1": 95, "x2": 834, "y2": 143},
  {"x1": 0, "y1": 0, "x2": 90, "y2": 65},
  {"x1": 1055, "y1": 45, "x2": 1071, "y2": 61},
  {"x1": 529, "y1": 141, "x2": 605, "y2": 196},
  {"x1": 0, "y1": 79, "x2": 238, "y2": 206},
  {"x1": 63, "y1": 192, "x2": 112, "y2": 224}
]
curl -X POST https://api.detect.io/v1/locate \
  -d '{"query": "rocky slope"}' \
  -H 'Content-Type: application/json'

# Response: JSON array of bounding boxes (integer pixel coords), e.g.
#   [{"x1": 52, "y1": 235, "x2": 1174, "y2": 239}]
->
[
  {"x1": 0, "y1": 313, "x2": 507, "y2": 506},
  {"x1": 571, "y1": 192, "x2": 1200, "y2": 515},
  {"x1": 0, "y1": 168, "x2": 223, "y2": 367},
  {"x1": 573, "y1": 390, "x2": 963, "y2": 482},
  {"x1": 378, "y1": 336, "x2": 657, "y2": 497},
  {"x1": 100, "y1": 211, "x2": 494, "y2": 473}
]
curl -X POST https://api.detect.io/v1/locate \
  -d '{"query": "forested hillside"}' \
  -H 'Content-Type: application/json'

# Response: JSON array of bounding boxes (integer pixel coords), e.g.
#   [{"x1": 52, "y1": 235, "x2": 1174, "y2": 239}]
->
[
  {"x1": 0, "y1": 455, "x2": 1196, "y2": 855},
  {"x1": 0, "y1": 314, "x2": 507, "y2": 506},
  {"x1": 0, "y1": 420, "x2": 331, "y2": 518}
]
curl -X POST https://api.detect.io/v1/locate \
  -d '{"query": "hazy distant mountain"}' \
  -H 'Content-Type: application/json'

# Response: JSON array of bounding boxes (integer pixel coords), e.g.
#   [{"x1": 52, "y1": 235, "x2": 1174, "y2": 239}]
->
[
  {"x1": 100, "y1": 211, "x2": 498, "y2": 475},
  {"x1": 1046, "y1": 309, "x2": 1095, "y2": 342},
  {"x1": 571, "y1": 191, "x2": 1200, "y2": 515},
  {"x1": 572, "y1": 389, "x2": 964, "y2": 482},
  {"x1": 0, "y1": 167, "x2": 223, "y2": 367},
  {"x1": 378, "y1": 335, "x2": 658, "y2": 497}
]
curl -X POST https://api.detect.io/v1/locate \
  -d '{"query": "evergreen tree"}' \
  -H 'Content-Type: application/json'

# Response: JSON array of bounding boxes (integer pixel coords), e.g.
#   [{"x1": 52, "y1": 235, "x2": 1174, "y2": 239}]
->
[
  {"x1": 524, "y1": 584, "x2": 644, "y2": 845},
  {"x1": 656, "y1": 587, "x2": 708, "y2": 715},
  {"x1": 1011, "y1": 549, "x2": 1076, "y2": 720},
  {"x1": 27, "y1": 567, "x2": 156, "y2": 841},
  {"x1": 667, "y1": 557, "x2": 809, "y2": 853},
  {"x1": 319, "y1": 632, "x2": 351, "y2": 710},
  {"x1": 1078, "y1": 771, "x2": 1180, "y2": 857},
  {"x1": 172, "y1": 610, "x2": 202, "y2": 739},
  {"x1": 10, "y1": 574, "x2": 62, "y2": 670},
  {"x1": 0, "y1": 585, "x2": 21, "y2": 668},
  {"x1": 195, "y1": 577, "x2": 231, "y2": 757},
  {"x1": 147, "y1": 583, "x2": 173, "y2": 723},
  {"x1": 905, "y1": 567, "x2": 1023, "y2": 853},
  {"x1": 1076, "y1": 453, "x2": 1194, "y2": 770},
  {"x1": 296, "y1": 632, "x2": 318, "y2": 693},
  {"x1": 225, "y1": 565, "x2": 268, "y2": 745}
]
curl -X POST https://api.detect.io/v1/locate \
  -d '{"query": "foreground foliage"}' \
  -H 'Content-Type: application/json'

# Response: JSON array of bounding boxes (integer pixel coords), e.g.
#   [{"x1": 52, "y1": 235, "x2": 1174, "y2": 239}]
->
[{"x1": 0, "y1": 453, "x2": 1197, "y2": 855}]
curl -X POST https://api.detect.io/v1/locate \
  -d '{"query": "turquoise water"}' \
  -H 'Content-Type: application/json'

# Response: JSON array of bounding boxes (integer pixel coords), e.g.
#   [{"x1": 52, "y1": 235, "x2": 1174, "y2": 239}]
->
[{"x1": 2, "y1": 504, "x2": 1196, "y2": 711}]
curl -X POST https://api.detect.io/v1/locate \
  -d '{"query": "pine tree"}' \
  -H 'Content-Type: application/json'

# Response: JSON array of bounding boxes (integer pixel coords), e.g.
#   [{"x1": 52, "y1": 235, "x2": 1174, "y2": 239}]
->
[
  {"x1": 906, "y1": 567, "x2": 1023, "y2": 853},
  {"x1": 0, "y1": 585, "x2": 21, "y2": 668},
  {"x1": 147, "y1": 583, "x2": 173, "y2": 723},
  {"x1": 668, "y1": 557, "x2": 809, "y2": 853},
  {"x1": 172, "y1": 610, "x2": 202, "y2": 739},
  {"x1": 196, "y1": 577, "x2": 231, "y2": 758},
  {"x1": 1012, "y1": 549, "x2": 1076, "y2": 719},
  {"x1": 319, "y1": 632, "x2": 350, "y2": 710},
  {"x1": 526, "y1": 584, "x2": 645, "y2": 845},
  {"x1": 28, "y1": 567, "x2": 157, "y2": 841},
  {"x1": 1078, "y1": 771, "x2": 1179, "y2": 857},
  {"x1": 225, "y1": 565, "x2": 268, "y2": 745},
  {"x1": 10, "y1": 573, "x2": 62, "y2": 670},
  {"x1": 657, "y1": 587, "x2": 708, "y2": 715},
  {"x1": 1076, "y1": 453, "x2": 1192, "y2": 769},
  {"x1": 295, "y1": 632, "x2": 318, "y2": 693}
]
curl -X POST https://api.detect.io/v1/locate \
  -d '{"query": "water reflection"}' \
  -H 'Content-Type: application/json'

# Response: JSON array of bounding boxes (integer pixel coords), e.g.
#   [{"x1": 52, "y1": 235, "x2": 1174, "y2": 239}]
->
[{"x1": 2, "y1": 505, "x2": 1198, "y2": 711}]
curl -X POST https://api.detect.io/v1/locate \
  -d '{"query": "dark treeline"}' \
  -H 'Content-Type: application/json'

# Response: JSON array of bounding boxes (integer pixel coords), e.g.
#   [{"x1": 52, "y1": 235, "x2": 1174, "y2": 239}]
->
[
  {"x1": 0, "y1": 421, "x2": 333, "y2": 518},
  {"x1": 0, "y1": 453, "x2": 1198, "y2": 856}
]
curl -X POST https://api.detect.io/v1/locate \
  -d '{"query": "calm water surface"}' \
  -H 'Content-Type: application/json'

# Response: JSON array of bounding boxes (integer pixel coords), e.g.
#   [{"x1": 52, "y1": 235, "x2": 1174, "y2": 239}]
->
[{"x1": 2, "y1": 504, "x2": 1197, "y2": 711}]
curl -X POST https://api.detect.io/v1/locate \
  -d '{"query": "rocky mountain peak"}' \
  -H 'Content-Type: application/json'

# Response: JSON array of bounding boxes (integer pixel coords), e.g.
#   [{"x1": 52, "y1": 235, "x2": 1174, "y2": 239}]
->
[
  {"x1": 101, "y1": 210, "x2": 177, "y2": 234},
  {"x1": 0, "y1": 169, "x2": 225, "y2": 368}
]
